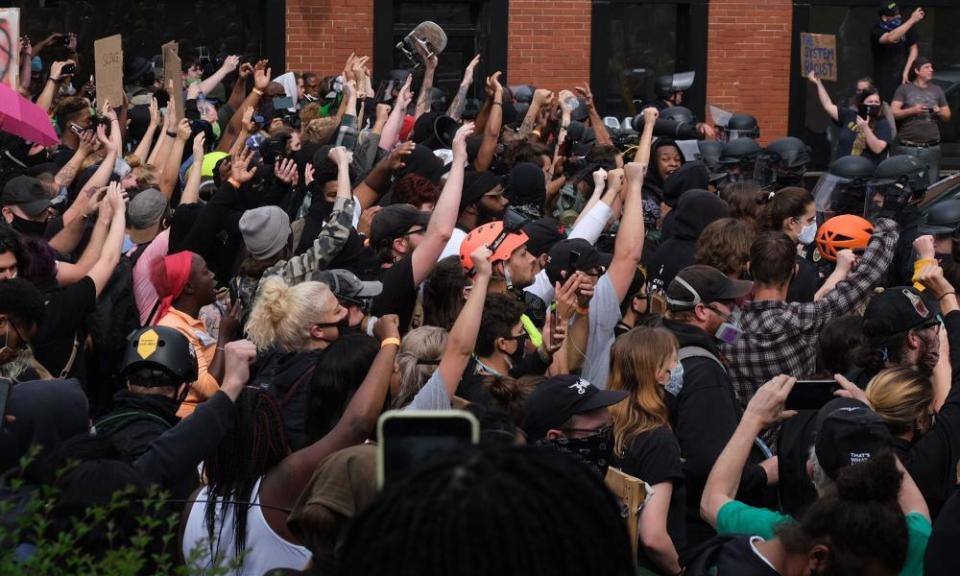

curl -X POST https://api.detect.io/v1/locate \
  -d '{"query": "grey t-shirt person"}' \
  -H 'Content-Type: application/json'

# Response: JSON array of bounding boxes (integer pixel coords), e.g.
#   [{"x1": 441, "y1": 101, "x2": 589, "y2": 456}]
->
[
  {"x1": 893, "y1": 82, "x2": 948, "y2": 143},
  {"x1": 582, "y1": 274, "x2": 623, "y2": 390}
]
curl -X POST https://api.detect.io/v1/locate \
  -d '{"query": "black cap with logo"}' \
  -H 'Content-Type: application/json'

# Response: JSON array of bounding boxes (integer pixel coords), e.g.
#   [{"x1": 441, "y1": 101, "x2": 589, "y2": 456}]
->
[{"x1": 522, "y1": 375, "x2": 627, "y2": 441}]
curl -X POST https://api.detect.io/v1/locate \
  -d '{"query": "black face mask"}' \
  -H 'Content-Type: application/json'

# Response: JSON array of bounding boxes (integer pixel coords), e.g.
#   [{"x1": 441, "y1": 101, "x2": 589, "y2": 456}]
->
[
  {"x1": 504, "y1": 333, "x2": 528, "y2": 367},
  {"x1": 539, "y1": 427, "x2": 614, "y2": 477},
  {"x1": 11, "y1": 215, "x2": 48, "y2": 237}
]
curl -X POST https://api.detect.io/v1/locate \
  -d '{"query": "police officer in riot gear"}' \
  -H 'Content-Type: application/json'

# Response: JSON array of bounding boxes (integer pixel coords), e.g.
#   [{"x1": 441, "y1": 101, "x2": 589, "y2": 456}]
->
[
  {"x1": 757, "y1": 137, "x2": 811, "y2": 190},
  {"x1": 723, "y1": 112, "x2": 761, "y2": 141},
  {"x1": 718, "y1": 137, "x2": 762, "y2": 183},
  {"x1": 812, "y1": 155, "x2": 877, "y2": 218},
  {"x1": 866, "y1": 155, "x2": 928, "y2": 285},
  {"x1": 645, "y1": 71, "x2": 697, "y2": 111}
]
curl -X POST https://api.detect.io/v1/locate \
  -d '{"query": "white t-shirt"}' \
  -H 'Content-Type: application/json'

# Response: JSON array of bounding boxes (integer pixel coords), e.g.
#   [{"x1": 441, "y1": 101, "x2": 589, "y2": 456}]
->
[{"x1": 581, "y1": 273, "x2": 623, "y2": 389}]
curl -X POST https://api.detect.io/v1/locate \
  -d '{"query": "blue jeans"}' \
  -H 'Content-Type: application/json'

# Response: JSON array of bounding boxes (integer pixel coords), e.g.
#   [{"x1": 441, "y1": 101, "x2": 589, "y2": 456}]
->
[{"x1": 893, "y1": 144, "x2": 942, "y2": 186}]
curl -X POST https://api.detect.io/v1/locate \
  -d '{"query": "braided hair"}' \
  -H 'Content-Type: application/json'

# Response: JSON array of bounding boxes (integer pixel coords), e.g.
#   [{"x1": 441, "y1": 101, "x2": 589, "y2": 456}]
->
[
  {"x1": 339, "y1": 445, "x2": 634, "y2": 576},
  {"x1": 203, "y1": 388, "x2": 290, "y2": 559}
]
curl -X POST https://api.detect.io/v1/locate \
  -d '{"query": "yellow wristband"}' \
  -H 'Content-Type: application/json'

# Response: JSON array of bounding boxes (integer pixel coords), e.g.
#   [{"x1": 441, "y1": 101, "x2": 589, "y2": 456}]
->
[
  {"x1": 252, "y1": 88, "x2": 264, "y2": 96},
  {"x1": 381, "y1": 337, "x2": 401, "y2": 349}
]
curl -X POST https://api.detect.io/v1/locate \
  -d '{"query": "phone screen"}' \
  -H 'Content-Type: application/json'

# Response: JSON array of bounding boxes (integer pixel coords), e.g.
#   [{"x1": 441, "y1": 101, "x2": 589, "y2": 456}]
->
[
  {"x1": 785, "y1": 380, "x2": 839, "y2": 411},
  {"x1": 272, "y1": 96, "x2": 295, "y2": 110},
  {"x1": 378, "y1": 411, "x2": 478, "y2": 488}
]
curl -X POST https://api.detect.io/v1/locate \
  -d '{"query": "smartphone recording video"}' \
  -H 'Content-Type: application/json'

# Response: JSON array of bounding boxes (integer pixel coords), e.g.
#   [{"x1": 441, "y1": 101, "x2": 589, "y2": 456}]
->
[{"x1": 377, "y1": 410, "x2": 479, "y2": 489}]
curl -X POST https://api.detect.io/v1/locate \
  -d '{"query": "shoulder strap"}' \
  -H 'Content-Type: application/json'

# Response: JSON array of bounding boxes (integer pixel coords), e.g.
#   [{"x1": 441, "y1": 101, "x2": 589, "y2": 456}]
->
[
  {"x1": 681, "y1": 534, "x2": 739, "y2": 576},
  {"x1": 678, "y1": 345, "x2": 727, "y2": 374},
  {"x1": 279, "y1": 363, "x2": 319, "y2": 409}
]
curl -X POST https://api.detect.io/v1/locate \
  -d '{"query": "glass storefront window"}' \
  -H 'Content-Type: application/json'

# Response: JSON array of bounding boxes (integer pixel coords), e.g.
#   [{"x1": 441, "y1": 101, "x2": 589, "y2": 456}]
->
[{"x1": 796, "y1": 4, "x2": 960, "y2": 169}]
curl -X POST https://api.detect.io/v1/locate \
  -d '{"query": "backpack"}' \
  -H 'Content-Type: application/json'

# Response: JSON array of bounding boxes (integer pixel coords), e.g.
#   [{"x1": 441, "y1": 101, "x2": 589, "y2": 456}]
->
[
  {"x1": 86, "y1": 243, "x2": 151, "y2": 353},
  {"x1": 680, "y1": 534, "x2": 738, "y2": 576},
  {"x1": 248, "y1": 349, "x2": 325, "y2": 450}
]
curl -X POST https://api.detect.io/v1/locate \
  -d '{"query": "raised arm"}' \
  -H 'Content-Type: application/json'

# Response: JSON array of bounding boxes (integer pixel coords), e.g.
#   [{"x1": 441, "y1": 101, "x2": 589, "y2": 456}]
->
[
  {"x1": 354, "y1": 141, "x2": 415, "y2": 209},
  {"x1": 226, "y1": 62, "x2": 253, "y2": 113},
  {"x1": 701, "y1": 375, "x2": 796, "y2": 528},
  {"x1": 606, "y1": 108, "x2": 654, "y2": 301},
  {"x1": 576, "y1": 84, "x2": 612, "y2": 146},
  {"x1": 86, "y1": 182, "x2": 127, "y2": 296},
  {"x1": 56, "y1": 193, "x2": 112, "y2": 286},
  {"x1": 181, "y1": 133, "x2": 206, "y2": 205},
  {"x1": 807, "y1": 71, "x2": 839, "y2": 122},
  {"x1": 159, "y1": 119, "x2": 192, "y2": 199},
  {"x1": 414, "y1": 43, "x2": 439, "y2": 119},
  {"x1": 411, "y1": 123, "x2": 473, "y2": 285},
  {"x1": 378, "y1": 74, "x2": 413, "y2": 151},
  {"x1": 217, "y1": 60, "x2": 268, "y2": 153},
  {"x1": 447, "y1": 54, "x2": 480, "y2": 121},
  {"x1": 879, "y1": 7, "x2": 924, "y2": 44},
  {"x1": 18, "y1": 37, "x2": 31, "y2": 92},
  {"x1": 36, "y1": 60, "x2": 73, "y2": 113},
  {"x1": 441, "y1": 246, "x2": 492, "y2": 389},
  {"x1": 132, "y1": 97, "x2": 161, "y2": 162},
  {"x1": 197, "y1": 55, "x2": 239, "y2": 97},
  {"x1": 474, "y1": 72, "x2": 503, "y2": 172},
  {"x1": 519, "y1": 89, "x2": 552, "y2": 139}
]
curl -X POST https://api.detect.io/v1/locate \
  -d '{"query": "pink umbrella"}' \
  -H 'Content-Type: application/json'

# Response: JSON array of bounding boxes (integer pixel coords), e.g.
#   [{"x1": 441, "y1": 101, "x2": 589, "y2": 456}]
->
[{"x1": 0, "y1": 82, "x2": 60, "y2": 147}]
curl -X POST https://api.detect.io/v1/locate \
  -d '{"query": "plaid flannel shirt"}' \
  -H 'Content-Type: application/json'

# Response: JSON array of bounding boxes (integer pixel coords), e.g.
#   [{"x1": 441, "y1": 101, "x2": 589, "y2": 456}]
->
[{"x1": 721, "y1": 218, "x2": 899, "y2": 407}]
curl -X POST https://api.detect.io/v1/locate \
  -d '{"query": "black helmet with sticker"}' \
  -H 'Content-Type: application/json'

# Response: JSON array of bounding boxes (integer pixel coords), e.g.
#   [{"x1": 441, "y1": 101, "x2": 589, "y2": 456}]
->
[{"x1": 120, "y1": 326, "x2": 198, "y2": 384}]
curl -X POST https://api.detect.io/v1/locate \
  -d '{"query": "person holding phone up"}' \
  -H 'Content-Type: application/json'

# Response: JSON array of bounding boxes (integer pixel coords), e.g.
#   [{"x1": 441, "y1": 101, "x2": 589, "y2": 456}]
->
[{"x1": 808, "y1": 70, "x2": 893, "y2": 165}]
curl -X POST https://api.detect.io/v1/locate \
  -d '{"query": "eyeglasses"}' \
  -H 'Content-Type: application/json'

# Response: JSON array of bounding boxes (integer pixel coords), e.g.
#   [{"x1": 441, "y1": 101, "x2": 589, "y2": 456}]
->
[
  {"x1": 405, "y1": 227, "x2": 426, "y2": 238},
  {"x1": 502, "y1": 332, "x2": 528, "y2": 348}
]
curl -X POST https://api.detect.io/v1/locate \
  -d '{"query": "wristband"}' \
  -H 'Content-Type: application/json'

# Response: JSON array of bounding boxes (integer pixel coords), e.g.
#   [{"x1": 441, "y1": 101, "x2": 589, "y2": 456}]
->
[
  {"x1": 576, "y1": 305, "x2": 589, "y2": 316},
  {"x1": 252, "y1": 88, "x2": 264, "y2": 96},
  {"x1": 492, "y1": 101, "x2": 502, "y2": 107},
  {"x1": 381, "y1": 337, "x2": 401, "y2": 349},
  {"x1": 166, "y1": 130, "x2": 177, "y2": 137},
  {"x1": 227, "y1": 177, "x2": 242, "y2": 189},
  {"x1": 940, "y1": 292, "x2": 956, "y2": 301}
]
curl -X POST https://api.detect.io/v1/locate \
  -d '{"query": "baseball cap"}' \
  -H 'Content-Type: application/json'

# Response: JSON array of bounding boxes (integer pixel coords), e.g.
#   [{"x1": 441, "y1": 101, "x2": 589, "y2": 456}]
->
[
  {"x1": 666, "y1": 265, "x2": 753, "y2": 311},
  {"x1": 863, "y1": 287, "x2": 940, "y2": 345},
  {"x1": 311, "y1": 269, "x2": 383, "y2": 304},
  {"x1": 814, "y1": 398, "x2": 893, "y2": 480},
  {"x1": 544, "y1": 239, "x2": 613, "y2": 285},
  {"x1": 522, "y1": 375, "x2": 628, "y2": 441},
  {"x1": 127, "y1": 188, "x2": 169, "y2": 230},
  {"x1": 879, "y1": 2, "x2": 900, "y2": 17},
  {"x1": 369, "y1": 204, "x2": 431, "y2": 248},
  {"x1": 1, "y1": 176, "x2": 51, "y2": 217},
  {"x1": 522, "y1": 217, "x2": 566, "y2": 258}
]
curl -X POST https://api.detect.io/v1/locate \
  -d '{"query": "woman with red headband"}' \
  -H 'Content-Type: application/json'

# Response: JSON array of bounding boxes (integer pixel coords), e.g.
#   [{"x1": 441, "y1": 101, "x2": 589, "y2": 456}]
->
[{"x1": 152, "y1": 251, "x2": 241, "y2": 417}]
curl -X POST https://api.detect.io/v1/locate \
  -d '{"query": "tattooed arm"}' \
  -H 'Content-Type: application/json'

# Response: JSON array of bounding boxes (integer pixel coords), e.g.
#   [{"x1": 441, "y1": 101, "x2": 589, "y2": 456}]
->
[{"x1": 447, "y1": 54, "x2": 481, "y2": 121}]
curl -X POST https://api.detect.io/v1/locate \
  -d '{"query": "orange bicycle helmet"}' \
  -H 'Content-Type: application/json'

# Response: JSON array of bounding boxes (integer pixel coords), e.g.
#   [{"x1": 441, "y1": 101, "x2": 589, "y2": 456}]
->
[
  {"x1": 460, "y1": 221, "x2": 530, "y2": 272},
  {"x1": 815, "y1": 214, "x2": 873, "y2": 262}
]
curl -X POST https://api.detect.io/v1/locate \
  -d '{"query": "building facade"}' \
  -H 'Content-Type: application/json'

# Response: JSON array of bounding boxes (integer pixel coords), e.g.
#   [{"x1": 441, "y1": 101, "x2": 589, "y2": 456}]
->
[{"x1": 12, "y1": 0, "x2": 960, "y2": 167}]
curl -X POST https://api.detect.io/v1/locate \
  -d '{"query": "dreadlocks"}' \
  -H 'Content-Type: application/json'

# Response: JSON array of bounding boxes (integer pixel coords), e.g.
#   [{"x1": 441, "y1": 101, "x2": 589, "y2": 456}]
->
[
  {"x1": 339, "y1": 445, "x2": 634, "y2": 576},
  {"x1": 203, "y1": 388, "x2": 289, "y2": 559}
]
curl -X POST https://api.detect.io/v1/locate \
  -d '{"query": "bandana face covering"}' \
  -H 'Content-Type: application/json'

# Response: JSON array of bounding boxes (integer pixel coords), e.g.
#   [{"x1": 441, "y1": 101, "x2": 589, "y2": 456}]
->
[{"x1": 540, "y1": 426, "x2": 614, "y2": 477}]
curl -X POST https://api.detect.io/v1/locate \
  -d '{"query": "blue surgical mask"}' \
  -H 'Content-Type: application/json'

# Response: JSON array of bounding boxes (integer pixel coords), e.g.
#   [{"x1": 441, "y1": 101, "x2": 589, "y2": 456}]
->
[
  {"x1": 665, "y1": 362, "x2": 685, "y2": 396},
  {"x1": 799, "y1": 221, "x2": 817, "y2": 246}
]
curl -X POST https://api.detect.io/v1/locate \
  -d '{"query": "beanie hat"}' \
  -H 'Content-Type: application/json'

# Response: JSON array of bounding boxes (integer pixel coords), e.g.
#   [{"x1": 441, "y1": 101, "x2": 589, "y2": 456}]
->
[{"x1": 239, "y1": 206, "x2": 291, "y2": 260}]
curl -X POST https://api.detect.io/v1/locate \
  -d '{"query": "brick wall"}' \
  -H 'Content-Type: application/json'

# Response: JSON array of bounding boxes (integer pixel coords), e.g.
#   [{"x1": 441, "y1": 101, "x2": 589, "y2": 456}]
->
[
  {"x1": 507, "y1": 0, "x2": 592, "y2": 90},
  {"x1": 706, "y1": 0, "x2": 793, "y2": 143},
  {"x1": 285, "y1": 0, "x2": 374, "y2": 75}
]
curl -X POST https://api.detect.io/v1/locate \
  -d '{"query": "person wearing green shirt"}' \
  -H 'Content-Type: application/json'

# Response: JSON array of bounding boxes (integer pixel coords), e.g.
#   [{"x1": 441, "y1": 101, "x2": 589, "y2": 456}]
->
[{"x1": 699, "y1": 375, "x2": 931, "y2": 576}]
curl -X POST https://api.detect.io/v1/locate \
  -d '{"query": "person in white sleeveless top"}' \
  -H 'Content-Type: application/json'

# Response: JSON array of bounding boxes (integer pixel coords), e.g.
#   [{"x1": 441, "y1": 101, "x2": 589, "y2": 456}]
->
[{"x1": 180, "y1": 277, "x2": 401, "y2": 573}]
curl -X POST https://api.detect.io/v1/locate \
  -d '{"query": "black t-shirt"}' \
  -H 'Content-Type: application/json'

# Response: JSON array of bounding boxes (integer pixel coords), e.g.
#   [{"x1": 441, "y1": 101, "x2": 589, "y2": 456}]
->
[
  {"x1": 615, "y1": 426, "x2": 687, "y2": 567},
  {"x1": 786, "y1": 255, "x2": 818, "y2": 303},
  {"x1": 50, "y1": 145, "x2": 76, "y2": 168},
  {"x1": 926, "y1": 487, "x2": 960, "y2": 576},
  {"x1": 714, "y1": 535, "x2": 781, "y2": 575},
  {"x1": 371, "y1": 255, "x2": 418, "y2": 333},
  {"x1": 833, "y1": 107, "x2": 893, "y2": 165},
  {"x1": 871, "y1": 24, "x2": 918, "y2": 101},
  {"x1": 33, "y1": 276, "x2": 97, "y2": 382}
]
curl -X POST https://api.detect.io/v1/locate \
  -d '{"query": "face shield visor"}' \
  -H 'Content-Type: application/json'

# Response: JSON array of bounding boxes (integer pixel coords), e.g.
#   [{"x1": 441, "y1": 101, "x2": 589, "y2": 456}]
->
[{"x1": 813, "y1": 173, "x2": 868, "y2": 219}]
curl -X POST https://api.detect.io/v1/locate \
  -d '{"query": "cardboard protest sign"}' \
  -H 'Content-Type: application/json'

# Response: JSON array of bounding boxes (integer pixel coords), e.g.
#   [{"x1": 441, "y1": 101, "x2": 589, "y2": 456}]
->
[
  {"x1": 162, "y1": 42, "x2": 183, "y2": 115},
  {"x1": 94, "y1": 34, "x2": 123, "y2": 109},
  {"x1": 800, "y1": 33, "x2": 838, "y2": 82},
  {"x1": 0, "y1": 9, "x2": 20, "y2": 89}
]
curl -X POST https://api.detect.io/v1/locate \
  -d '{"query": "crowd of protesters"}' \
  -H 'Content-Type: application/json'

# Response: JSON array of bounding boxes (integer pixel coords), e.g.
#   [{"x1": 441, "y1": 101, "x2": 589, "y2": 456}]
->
[{"x1": 1, "y1": 1, "x2": 960, "y2": 573}]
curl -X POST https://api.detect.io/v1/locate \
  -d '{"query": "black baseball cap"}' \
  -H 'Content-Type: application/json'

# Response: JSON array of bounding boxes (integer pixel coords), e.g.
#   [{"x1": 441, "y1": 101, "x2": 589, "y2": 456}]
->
[
  {"x1": 814, "y1": 398, "x2": 893, "y2": 480},
  {"x1": 312, "y1": 269, "x2": 383, "y2": 302},
  {"x1": 522, "y1": 217, "x2": 567, "y2": 257},
  {"x1": 1, "y1": 175, "x2": 51, "y2": 217},
  {"x1": 666, "y1": 265, "x2": 753, "y2": 311},
  {"x1": 879, "y1": 2, "x2": 900, "y2": 17},
  {"x1": 369, "y1": 204, "x2": 431, "y2": 248},
  {"x1": 522, "y1": 375, "x2": 628, "y2": 441},
  {"x1": 863, "y1": 287, "x2": 940, "y2": 345},
  {"x1": 460, "y1": 170, "x2": 504, "y2": 210},
  {"x1": 544, "y1": 239, "x2": 612, "y2": 285}
]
